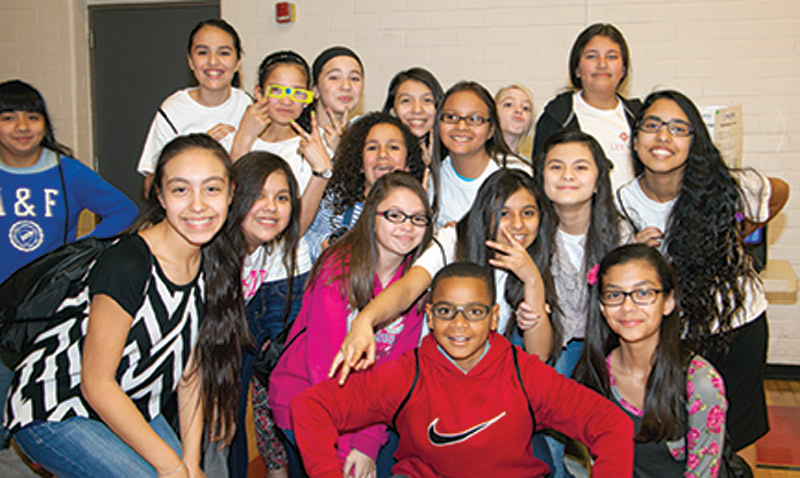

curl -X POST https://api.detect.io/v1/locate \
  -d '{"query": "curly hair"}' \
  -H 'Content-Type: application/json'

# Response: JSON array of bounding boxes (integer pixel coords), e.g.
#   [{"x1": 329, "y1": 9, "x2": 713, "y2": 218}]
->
[
  {"x1": 631, "y1": 90, "x2": 756, "y2": 358},
  {"x1": 574, "y1": 244, "x2": 689, "y2": 443},
  {"x1": 455, "y1": 168, "x2": 550, "y2": 339},
  {"x1": 323, "y1": 112, "x2": 425, "y2": 223},
  {"x1": 531, "y1": 129, "x2": 623, "y2": 358}
]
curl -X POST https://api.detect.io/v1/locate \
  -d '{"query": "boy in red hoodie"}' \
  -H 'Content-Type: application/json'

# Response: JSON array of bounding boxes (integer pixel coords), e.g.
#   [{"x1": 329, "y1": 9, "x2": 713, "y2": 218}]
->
[{"x1": 291, "y1": 261, "x2": 633, "y2": 477}]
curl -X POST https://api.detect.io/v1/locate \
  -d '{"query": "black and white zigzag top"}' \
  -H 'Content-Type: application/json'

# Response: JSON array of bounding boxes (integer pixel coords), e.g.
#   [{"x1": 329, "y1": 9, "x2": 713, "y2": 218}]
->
[{"x1": 4, "y1": 234, "x2": 204, "y2": 432}]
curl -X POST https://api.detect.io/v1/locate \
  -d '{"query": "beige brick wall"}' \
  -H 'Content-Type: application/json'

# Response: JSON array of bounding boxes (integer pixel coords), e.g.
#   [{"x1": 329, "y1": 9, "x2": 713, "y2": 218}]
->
[{"x1": 2, "y1": 0, "x2": 799, "y2": 363}]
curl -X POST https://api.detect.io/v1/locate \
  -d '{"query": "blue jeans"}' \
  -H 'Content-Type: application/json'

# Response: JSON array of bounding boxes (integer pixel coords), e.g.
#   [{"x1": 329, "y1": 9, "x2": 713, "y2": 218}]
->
[
  {"x1": 228, "y1": 274, "x2": 308, "y2": 477},
  {"x1": 14, "y1": 414, "x2": 181, "y2": 478},
  {"x1": 541, "y1": 339, "x2": 585, "y2": 478}
]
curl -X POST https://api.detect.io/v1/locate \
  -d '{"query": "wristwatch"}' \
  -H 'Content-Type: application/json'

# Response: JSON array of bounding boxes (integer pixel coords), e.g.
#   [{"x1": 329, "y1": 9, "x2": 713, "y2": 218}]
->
[{"x1": 312, "y1": 168, "x2": 333, "y2": 179}]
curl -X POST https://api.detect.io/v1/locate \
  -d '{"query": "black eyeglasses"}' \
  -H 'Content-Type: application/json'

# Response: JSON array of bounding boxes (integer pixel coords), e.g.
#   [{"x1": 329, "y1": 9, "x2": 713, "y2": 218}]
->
[
  {"x1": 439, "y1": 113, "x2": 490, "y2": 127},
  {"x1": 600, "y1": 288, "x2": 664, "y2": 306},
  {"x1": 638, "y1": 116, "x2": 694, "y2": 137},
  {"x1": 430, "y1": 302, "x2": 491, "y2": 321},
  {"x1": 376, "y1": 209, "x2": 431, "y2": 227}
]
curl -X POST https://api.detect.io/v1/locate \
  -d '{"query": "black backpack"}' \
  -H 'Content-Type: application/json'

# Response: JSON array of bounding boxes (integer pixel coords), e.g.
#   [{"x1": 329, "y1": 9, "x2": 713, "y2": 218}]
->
[
  {"x1": 0, "y1": 236, "x2": 117, "y2": 359},
  {"x1": 252, "y1": 323, "x2": 307, "y2": 385}
]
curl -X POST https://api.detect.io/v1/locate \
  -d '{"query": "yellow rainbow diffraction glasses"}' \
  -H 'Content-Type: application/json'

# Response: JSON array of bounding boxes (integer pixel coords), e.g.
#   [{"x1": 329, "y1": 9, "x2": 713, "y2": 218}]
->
[{"x1": 264, "y1": 85, "x2": 314, "y2": 104}]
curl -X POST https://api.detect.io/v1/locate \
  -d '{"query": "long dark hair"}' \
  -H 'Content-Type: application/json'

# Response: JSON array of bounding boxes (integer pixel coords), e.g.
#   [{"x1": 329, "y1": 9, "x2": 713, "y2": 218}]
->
[
  {"x1": 310, "y1": 172, "x2": 433, "y2": 311},
  {"x1": 568, "y1": 23, "x2": 630, "y2": 91},
  {"x1": 187, "y1": 18, "x2": 243, "y2": 88},
  {"x1": 226, "y1": 151, "x2": 301, "y2": 323},
  {"x1": 0, "y1": 79, "x2": 73, "y2": 158},
  {"x1": 532, "y1": 129, "x2": 622, "y2": 358},
  {"x1": 430, "y1": 81, "x2": 526, "y2": 220},
  {"x1": 631, "y1": 90, "x2": 756, "y2": 357},
  {"x1": 141, "y1": 133, "x2": 250, "y2": 441},
  {"x1": 574, "y1": 244, "x2": 688, "y2": 442},
  {"x1": 455, "y1": 168, "x2": 549, "y2": 338},
  {"x1": 323, "y1": 112, "x2": 425, "y2": 221},
  {"x1": 382, "y1": 67, "x2": 444, "y2": 118}
]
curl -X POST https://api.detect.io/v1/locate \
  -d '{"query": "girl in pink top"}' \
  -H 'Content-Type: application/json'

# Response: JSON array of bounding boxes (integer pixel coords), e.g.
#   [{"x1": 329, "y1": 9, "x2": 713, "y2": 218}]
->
[{"x1": 270, "y1": 172, "x2": 433, "y2": 477}]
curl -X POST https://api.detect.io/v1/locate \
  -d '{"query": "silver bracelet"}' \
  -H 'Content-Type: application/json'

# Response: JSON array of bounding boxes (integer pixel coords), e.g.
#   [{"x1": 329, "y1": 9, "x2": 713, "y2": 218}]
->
[{"x1": 158, "y1": 461, "x2": 185, "y2": 477}]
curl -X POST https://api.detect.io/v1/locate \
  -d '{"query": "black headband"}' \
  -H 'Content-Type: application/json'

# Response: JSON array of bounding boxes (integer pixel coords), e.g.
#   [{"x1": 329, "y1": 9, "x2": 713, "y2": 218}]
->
[{"x1": 312, "y1": 46, "x2": 363, "y2": 84}]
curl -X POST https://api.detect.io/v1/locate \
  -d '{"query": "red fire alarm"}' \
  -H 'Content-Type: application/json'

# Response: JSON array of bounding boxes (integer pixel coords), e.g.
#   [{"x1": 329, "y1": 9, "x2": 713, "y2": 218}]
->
[{"x1": 276, "y1": 2, "x2": 295, "y2": 23}]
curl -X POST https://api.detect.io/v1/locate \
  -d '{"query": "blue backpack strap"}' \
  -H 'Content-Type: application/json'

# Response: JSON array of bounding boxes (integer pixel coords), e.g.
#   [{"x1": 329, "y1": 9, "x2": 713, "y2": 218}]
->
[
  {"x1": 392, "y1": 348, "x2": 420, "y2": 432},
  {"x1": 512, "y1": 346, "x2": 536, "y2": 433}
]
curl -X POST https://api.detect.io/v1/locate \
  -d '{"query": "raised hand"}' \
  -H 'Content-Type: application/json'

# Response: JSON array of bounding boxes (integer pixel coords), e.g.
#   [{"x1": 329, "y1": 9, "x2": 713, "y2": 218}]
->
[
  {"x1": 321, "y1": 105, "x2": 350, "y2": 151},
  {"x1": 485, "y1": 227, "x2": 539, "y2": 284},
  {"x1": 291, "y1": 111, "x2": 332, "y2": 172},
  {"x1": 238, "y1": 95, "x2": 272, "y2": 140},
  {"x1": 230, "y1": 95, "x2": 272, "y2": 160}
]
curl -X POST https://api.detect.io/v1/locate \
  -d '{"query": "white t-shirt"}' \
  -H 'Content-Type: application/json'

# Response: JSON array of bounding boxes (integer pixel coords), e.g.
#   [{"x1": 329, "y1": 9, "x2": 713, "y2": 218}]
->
[
  {"x1": 137, "y1": 88, "x2": 252, "y2": 174},
  {"x1": 413, "y1": 227, "x2": 515, "y2": 333},
  {"x1": 436, "y1": 157, "x2": 500, "y2": 228},
  {"x1": 251, "y1": 135, "x2": 312, "y2": 192},
  {"x1": 435, "y1": 155, "x2": 530, "y2": 228},
  {"x1": 616, "y1": 170, "x2": 772, "y2": 329},
  {"x1": 573, "y1": 91, "x2": 634, "y2": 191},
  {"x1": 241, "y1": 237, "x2": 313, "y2": 303}
]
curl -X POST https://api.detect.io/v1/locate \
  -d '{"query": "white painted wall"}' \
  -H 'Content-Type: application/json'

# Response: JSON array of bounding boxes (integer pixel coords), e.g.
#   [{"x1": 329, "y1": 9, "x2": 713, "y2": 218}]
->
[{"x1": 2, "y1": 0, "x2": 798, "y2": 362}]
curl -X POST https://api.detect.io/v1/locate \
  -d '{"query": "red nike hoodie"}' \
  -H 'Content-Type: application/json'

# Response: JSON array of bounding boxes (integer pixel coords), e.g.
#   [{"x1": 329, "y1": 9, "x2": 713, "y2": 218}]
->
[{"x1": 291, "y1": 332, "x2": 633, "y2": 477}]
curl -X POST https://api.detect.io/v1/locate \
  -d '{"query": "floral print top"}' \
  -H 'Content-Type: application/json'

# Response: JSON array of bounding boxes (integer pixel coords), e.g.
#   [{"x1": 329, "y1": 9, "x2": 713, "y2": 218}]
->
[{"x1": 607, "y1": 354, "x2": 727, "y2": 478}]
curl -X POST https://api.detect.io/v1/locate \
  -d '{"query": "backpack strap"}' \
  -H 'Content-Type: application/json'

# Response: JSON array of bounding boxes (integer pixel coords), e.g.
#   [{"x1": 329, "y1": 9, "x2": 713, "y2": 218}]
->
[
  {"x1": 158, "y1": 108, "x2": 179, "y2": 135},
  {"x1": 512, "y1": 346, "x2": 536, "y2": 433},
  {"x1": 392, "y1": 348, "x2": 420, "y2": 432}
]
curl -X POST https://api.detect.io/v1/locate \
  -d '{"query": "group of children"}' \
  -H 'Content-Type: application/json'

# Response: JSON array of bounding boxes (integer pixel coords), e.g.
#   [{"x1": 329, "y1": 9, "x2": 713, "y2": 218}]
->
[{"x1": 0, "y1": 16, "x2": 791, "y2": 478}]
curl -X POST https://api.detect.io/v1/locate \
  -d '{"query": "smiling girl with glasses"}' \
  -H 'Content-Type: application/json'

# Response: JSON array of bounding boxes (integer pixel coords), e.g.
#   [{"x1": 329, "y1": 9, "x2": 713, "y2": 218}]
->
[
  {"x1": 331, "y1": 169, "x2": 552, "y2": 380},
  {"x1": 430, "y1": 81, "x2": 530, "y2": 228},
  {"x1": 617, "y1": 89, "x2": 789, "y2": 468},
  {"x1": 575, "y1": 244, "x2": 727, "y2": 477},
  {"x1": 269, "y1": 172, "x2": 433, "y2": 478}
]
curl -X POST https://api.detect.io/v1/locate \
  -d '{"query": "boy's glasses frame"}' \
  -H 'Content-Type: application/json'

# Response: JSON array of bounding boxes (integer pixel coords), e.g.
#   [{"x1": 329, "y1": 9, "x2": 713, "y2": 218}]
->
[
  {"x1": 264, "y1": 84, "x2": 315, "y2": 104},
  {"x1": 599, "y1": 288, "x2": 664, "y2": 306},
  {"x1": 430, "y1": 302, "x2": 491, "y2": 321}
]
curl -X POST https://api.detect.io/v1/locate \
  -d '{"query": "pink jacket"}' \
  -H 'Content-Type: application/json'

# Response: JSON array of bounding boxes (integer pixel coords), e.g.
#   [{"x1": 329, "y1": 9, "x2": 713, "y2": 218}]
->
[{"x1": 269, "y1": 254, "x2": 424, "y2": 461}]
